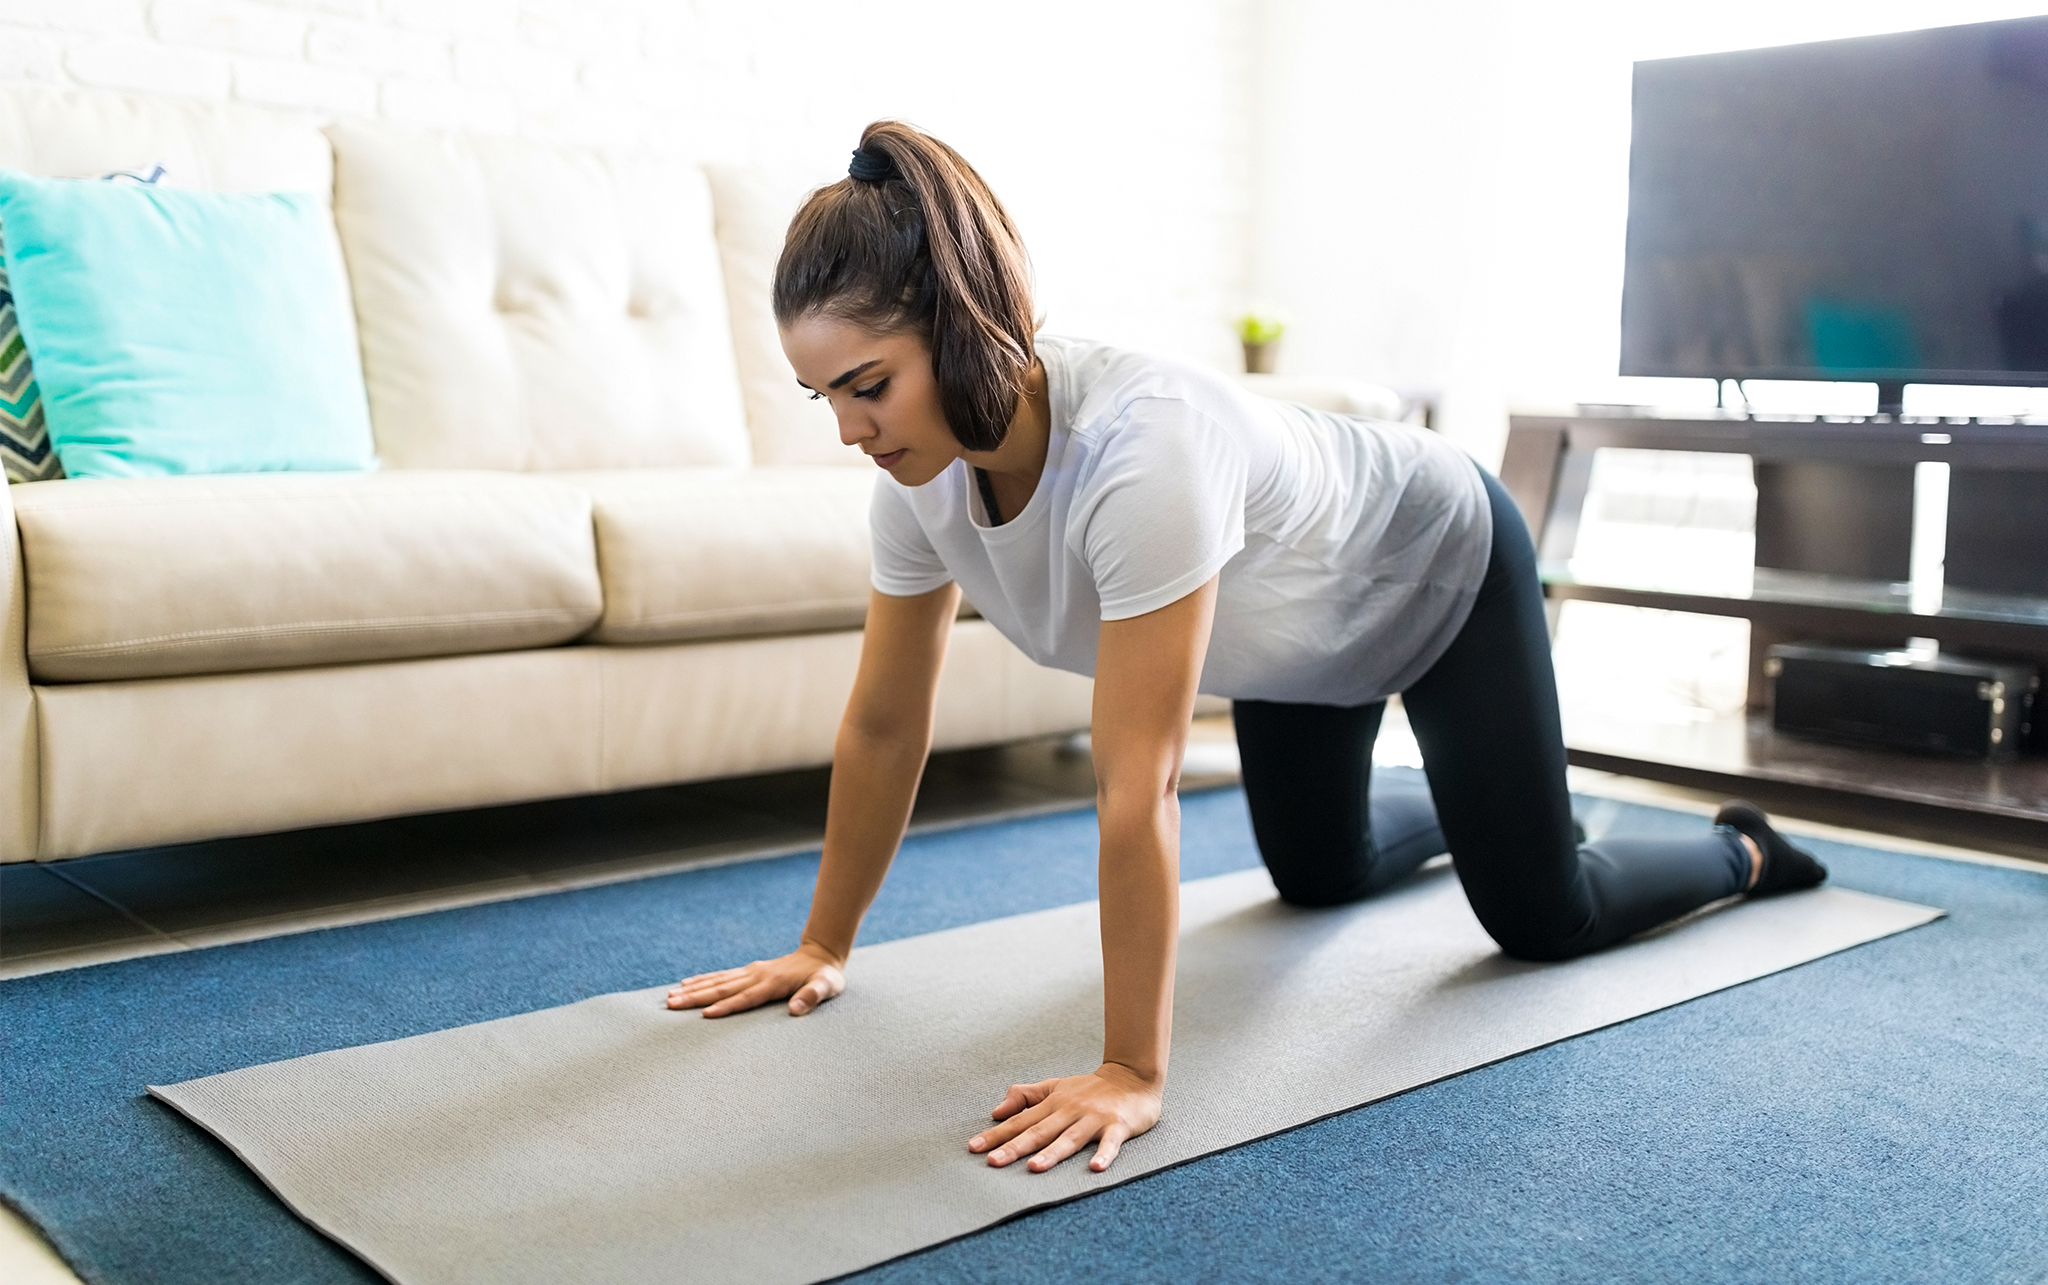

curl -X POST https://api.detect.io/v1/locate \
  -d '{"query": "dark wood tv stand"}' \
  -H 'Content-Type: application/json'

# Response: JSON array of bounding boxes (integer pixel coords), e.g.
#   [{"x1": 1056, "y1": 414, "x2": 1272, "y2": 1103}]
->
[{"x1": 1502, "y1": 410, "x2": 2048, "y2": 859}]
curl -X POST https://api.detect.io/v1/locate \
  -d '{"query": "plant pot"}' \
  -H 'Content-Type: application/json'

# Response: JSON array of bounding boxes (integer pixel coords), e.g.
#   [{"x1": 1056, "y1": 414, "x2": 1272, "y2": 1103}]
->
[{"x1": 1242, "y1": 340, "x2": 1278, "y2": 374}]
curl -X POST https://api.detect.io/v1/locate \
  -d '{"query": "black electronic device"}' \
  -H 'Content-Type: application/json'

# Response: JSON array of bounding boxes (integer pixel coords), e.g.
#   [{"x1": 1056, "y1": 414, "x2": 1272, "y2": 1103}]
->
[
  {"x1": 1622, "y1": 16, "x2": 2048, "y2": 401},
  {"x1": 1946, "y1": 467, "x2": 2048, "y2": 596},
  {"x1": 1766, "y1": 643, "x2": 2038, "y2": 761}
]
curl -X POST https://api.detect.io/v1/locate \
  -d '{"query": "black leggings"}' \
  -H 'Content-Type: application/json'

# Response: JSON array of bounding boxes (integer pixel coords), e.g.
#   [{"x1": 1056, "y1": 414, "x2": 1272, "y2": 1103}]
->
[{"x1": 1232, "y1": 467, "x2": 1749, "y2": 961}]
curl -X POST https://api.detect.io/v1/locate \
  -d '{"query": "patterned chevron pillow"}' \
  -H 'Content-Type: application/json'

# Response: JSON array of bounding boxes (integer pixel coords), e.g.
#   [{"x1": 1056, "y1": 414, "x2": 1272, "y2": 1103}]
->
[
  {"x1": 2, "y1": 164, "x2": 169, "y2": 483},
  {"x1": 0, "y1": 228, "x2": 58, "y2": 483}
]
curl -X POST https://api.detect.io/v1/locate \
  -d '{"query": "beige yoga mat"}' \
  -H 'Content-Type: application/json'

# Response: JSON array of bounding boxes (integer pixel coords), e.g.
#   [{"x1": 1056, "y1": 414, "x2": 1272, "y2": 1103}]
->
[{"x1": 152, "y1": 867, "x2": 1939, "y2": 1285}]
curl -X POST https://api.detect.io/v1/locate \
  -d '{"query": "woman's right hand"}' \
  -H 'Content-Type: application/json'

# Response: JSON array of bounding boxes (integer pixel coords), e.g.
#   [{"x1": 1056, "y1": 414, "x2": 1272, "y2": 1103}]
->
[{"x1": 666, "y1": 943, "x2": 847, "y2": 1017}]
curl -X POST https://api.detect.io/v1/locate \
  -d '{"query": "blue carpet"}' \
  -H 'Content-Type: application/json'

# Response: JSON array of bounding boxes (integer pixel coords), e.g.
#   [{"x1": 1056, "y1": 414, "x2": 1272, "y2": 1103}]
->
[{"x1": 3, "y1": 781, "x2": 2045, "y2": 1285}]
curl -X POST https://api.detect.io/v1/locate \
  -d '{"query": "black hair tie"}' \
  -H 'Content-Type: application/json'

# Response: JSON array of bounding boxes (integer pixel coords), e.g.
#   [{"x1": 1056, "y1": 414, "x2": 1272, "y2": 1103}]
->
[{"x1": 848, "y1": 145, "x2": 896, "y2": 184}]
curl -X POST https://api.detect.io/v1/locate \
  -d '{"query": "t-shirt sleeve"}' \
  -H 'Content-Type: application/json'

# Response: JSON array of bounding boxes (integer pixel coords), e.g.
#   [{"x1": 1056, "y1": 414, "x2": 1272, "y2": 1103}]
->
[
  {"x1": 868, "y1": 475, "x2": 955, "y2": 597},
  {"x1": 1073, "y1": 397, "x2": 1248, "y2": 621}
]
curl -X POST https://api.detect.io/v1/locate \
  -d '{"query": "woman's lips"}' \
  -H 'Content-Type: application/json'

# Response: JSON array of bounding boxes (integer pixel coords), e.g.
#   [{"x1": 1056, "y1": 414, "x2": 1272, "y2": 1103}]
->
[{"x1": 870, "y1": 449, "x2": 906, "y2": 469}]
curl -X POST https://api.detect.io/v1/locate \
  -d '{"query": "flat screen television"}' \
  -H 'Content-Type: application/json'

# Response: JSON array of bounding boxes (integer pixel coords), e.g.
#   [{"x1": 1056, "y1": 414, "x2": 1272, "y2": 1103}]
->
[{"x1": 1620, "y1": 16, "x2": 2048, "y2": 403}]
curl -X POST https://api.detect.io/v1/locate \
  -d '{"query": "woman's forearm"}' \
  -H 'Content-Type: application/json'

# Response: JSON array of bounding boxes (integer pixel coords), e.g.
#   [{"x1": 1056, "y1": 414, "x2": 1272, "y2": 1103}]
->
[
  {"x1": 1095, "y1": 788, "x2": 1180, "y2": 1086},
  {"x1": 801, "y1": 718, "x2": 931, "y2": 962},
  {"x1": 800, "y1": 584, "x2": 957, "y2": 963},
  {"x1": 1085, "y1": 578, "x2": 1215, "y2": 1092}
]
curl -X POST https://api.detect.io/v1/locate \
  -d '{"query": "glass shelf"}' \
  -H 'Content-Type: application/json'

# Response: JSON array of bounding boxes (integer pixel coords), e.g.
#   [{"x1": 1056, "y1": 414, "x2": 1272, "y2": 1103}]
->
[
  {"x1": 1539, "y1": 563, "x2": 2048, "y2": 630},
  {"x1": 1567, "y1": 403, "x2": 2048, "y2": 428},
  {"x1": 1563, "y1": 710, "x2": 2048, "y2": 824}
]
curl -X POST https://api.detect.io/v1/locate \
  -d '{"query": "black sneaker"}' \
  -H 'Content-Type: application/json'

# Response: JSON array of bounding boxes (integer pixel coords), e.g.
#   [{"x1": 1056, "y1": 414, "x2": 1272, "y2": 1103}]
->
[{"x1": 1715, "y1": 800, "x2": 1828, "y2": 895}]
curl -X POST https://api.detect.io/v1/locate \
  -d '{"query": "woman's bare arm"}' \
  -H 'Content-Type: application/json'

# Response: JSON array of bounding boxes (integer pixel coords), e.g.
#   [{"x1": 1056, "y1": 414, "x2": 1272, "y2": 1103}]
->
[
  {"x1": 1092, "y1": 576, "x2": 1217, "y2": 1084},
  {"x1": 801, "y1": 583, "x2": 960, "y2": 962},
  {"x1": 668, "y1": 583, "x2": 960, "y2": 1016},
  {"x1": 967, "y1": 576, "x2": 1218, "y2": 1172}
]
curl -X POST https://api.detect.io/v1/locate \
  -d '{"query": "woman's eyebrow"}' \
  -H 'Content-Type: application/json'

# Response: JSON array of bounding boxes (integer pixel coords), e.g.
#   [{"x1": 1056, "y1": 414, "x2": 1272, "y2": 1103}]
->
[
  {"x1": 794, "y1": 359, "x2": 884, "y2": 393},
  {"x1": 828, "y1": 360, "x2": 883, "y2": 389}
]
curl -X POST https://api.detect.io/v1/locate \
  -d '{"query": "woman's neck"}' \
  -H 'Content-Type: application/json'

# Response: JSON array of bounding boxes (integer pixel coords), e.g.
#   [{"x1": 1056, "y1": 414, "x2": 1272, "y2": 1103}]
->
[{"x1": 963, "y1": 359, "x2": 1050, "y2": 522}]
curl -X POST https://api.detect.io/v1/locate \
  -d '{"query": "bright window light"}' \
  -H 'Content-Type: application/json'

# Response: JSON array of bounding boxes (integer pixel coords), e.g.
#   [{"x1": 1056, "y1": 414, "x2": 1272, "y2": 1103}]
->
[
  {"x1": 1573, "y1": 377, "x2": 1723, "y2": 411},
  {"x1": 1736, "y1": 380, "x2": 1878, "y2": 417},
  {"x1": 1901, "y1": 385, "x2": 2048, "y2": 419}
]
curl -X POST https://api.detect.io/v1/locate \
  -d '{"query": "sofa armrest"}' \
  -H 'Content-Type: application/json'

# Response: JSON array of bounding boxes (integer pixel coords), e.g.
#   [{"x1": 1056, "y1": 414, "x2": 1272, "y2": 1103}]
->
[
  {"x1": 1, "y1": 481, "x2": 36, "y2": 860},
  {"x1": 1236, "y1": 372, "x2": 1406, "y2": 421}
]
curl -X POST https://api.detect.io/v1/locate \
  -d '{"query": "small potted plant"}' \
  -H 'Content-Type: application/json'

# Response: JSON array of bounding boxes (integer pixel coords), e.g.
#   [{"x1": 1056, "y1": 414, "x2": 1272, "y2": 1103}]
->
[{"x1": 1237, "y1": 308, "x2": 1287, "y2": 374}]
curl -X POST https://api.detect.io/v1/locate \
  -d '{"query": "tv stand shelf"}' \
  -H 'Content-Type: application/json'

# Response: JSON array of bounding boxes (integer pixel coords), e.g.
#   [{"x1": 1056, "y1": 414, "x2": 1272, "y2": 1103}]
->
[
  {"x1": 1505, "y1": 411, "x2": 2048, "y2": 859},
  {"x1": 1565, "y1": 711, "x2": 2048, "y2": 857},
  {"x1": 1539, "y1": 570, "x2": 2048, "y2": 705}
]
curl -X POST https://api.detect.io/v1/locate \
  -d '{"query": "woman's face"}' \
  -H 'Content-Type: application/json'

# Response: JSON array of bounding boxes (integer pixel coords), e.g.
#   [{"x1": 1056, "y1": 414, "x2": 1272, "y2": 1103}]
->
[{"x1": 780, "y1": 312, "x2": 962, "y2": 486}]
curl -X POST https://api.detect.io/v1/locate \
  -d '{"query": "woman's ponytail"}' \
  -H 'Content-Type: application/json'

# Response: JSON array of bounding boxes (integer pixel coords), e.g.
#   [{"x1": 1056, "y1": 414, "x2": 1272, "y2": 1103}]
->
[{"x1": 773, "y1": 121, "x2": 1035, "y2": 451}]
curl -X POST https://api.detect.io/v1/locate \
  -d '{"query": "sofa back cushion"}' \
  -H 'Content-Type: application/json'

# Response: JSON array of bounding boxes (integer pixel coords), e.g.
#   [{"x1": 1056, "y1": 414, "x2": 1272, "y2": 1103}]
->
[
  {"x1": 0, "y1": 86, "x2": 332, "y2": 197},
  {"x1": 703, "y1": 166, "x2": 862, "y2": 468},
  {"x1": 328, "y1": 122, "x2": 749, "y2": 472}
]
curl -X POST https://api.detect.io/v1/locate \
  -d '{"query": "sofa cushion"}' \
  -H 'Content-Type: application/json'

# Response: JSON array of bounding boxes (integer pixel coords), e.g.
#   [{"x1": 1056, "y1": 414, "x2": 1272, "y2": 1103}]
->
[
  {"x1": 1237, "y1": 373, "x2": 1404, "y2": 420},
  {"x1": 0, "y1": 86, "x2": 332, "y2": 199},
  {"x1": 702, "y1": 166, "x2": 858, "y2": 468},
  {"x1": 565, "y1": 467, "x2": 878, "y2": 644},
  {"x1": 14, "y1": 472, "x2": 602, "y2": 682},
  {"x1": 327, "y1": 121, "x2": 750, "y2": 472}
]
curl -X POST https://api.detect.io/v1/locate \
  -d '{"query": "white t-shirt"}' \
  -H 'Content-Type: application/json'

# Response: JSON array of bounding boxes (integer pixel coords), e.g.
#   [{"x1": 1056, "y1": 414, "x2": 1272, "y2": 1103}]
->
[{"x1": 869, "y1": 335, "x2": 1493, "y2": 705}]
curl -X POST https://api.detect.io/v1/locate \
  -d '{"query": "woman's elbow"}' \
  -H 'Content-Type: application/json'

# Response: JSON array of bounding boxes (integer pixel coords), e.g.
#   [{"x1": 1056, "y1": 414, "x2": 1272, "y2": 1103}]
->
[{"x1": 1095, "y1": 771, "x2": 1181, "y2": 827}]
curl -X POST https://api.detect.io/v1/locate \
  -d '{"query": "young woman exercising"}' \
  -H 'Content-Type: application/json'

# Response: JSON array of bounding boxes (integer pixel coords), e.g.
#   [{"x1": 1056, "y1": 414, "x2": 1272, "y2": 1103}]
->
[{"x1": 666, "y1": 121, "x2": 1827, "y2": 1177}]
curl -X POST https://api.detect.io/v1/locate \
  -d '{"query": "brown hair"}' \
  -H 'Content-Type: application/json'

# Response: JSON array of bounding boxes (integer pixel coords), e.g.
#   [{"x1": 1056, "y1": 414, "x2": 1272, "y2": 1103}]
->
[{"x1": 773, "y1": 121, "x2": 1035, "y2": 452}]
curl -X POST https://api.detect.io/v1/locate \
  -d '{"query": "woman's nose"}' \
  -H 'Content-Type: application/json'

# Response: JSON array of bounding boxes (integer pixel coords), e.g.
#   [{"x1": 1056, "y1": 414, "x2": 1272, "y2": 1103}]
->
[{"x1": 836, "y1": 408, "x2": 875, "y2": 447}]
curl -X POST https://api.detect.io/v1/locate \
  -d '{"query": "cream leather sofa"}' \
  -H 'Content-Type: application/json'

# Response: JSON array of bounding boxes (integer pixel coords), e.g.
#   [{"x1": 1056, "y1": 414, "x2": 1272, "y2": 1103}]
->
[
  {"x1": 0, "y1": 86, "x2": 1107, "y2": 864},
  {"x1": 0, "y1": 87, "x2": 1400, "y2": 865}
]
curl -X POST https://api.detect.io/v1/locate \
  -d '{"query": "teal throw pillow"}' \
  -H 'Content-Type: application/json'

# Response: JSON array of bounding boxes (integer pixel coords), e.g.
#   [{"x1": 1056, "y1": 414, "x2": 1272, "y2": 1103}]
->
[
  {"x1": 1, "y1": 165, "x2": 169, "y2": 484},
  {"x1": 0, "y1": 172, "x2": 377, "y2": 478}
]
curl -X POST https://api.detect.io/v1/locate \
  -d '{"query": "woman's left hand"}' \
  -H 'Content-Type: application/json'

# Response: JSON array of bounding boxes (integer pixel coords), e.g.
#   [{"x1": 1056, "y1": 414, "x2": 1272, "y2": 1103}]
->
[{"x1": 967, "y1": 1063, "x2": 1163, "y2": 1174}]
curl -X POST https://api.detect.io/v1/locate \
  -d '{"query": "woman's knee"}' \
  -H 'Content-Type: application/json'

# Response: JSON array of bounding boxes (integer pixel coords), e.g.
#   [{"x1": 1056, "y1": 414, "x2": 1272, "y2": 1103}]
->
[
  {"x1": 1264, "y1": 856, "x2": 1375, "y2": 909},
  {"x1": 1481, "y1": 907, "x2": 1597, "y2": 963},
  {"x1": 1493, "y1": 932, "x2": 1582, "y2": 964}
]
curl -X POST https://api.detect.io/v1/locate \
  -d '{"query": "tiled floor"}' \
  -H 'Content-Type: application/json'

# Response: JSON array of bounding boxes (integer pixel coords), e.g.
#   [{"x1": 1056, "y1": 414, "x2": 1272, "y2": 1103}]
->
[
  {"x1": 3, "y1": 731, "x2": 1159, "y2": 980},
  {"x1": 2, "y1": 712, "x2": 2034, "y2": 1284},
  {"x1": 0, "y1": 720, "x2": 1256, "y2": 979}
]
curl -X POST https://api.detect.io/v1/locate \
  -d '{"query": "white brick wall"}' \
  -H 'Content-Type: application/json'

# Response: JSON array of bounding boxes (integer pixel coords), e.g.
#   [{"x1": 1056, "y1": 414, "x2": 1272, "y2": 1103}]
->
[
  {"x1": 0, "y1": 0, "x2": 1256, "y2": 369},
  {"x1": 152, "y1": 0, "x2": 308, "y2": 59},
  {"x1": 65, "y1": 35, "x2": 229, "y2": 97}
]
